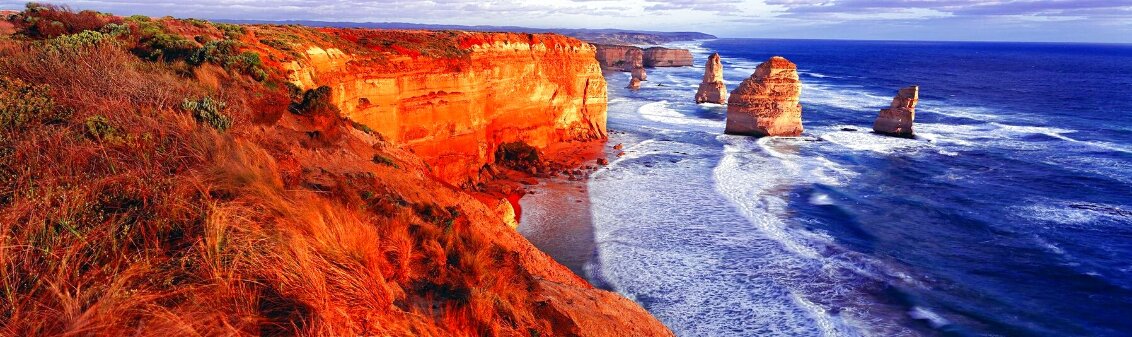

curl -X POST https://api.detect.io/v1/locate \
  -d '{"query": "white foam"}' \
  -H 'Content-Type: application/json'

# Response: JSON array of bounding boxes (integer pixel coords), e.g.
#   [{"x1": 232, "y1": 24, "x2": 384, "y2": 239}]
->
[
  {"x1": 638, "y1": 100, "x2": 726, "y2": 131},
  {"x1": 909, "y1": 307, "x2": 951, "y2": 329},
  {"x1": 810, "y1": 192, "x2": 834, "y2": 206}
]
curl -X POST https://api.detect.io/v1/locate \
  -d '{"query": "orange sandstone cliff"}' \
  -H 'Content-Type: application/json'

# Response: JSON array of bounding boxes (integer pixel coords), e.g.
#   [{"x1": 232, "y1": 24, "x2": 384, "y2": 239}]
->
[
  {"x1": 725, "y1": 56, "x2": 804, "y2": 136},
  {"x1": 278, "y1": 29, "x2": 608, "y2": 186},
  {"x1": 0, "y1": 6, "x2": 671, "y2": 337}
]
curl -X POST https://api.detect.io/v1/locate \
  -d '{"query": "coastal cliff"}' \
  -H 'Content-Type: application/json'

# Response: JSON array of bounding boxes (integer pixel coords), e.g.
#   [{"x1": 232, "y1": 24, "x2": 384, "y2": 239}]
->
[
  {"x1": 725, "y1": 56, "x2": 804, "y2": 136},
  {"x1": 0, "y1": 6, "x2": 671, "y2": 337},
  {"x1": 643, "y1": 47, "x2": 693, "y2": 67},
  {"x1": 594, "y1": 44, "x2": 693, "y2": 69},
  {"x1": 279, "y1": 30, "x2": 608, "y2": 185}
]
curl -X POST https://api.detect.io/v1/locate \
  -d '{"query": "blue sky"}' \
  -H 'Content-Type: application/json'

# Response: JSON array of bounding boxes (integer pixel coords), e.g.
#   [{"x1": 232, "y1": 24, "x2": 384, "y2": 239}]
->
[{"x1": 3, "y1": 0, "x2": 1131, "y2": 43}]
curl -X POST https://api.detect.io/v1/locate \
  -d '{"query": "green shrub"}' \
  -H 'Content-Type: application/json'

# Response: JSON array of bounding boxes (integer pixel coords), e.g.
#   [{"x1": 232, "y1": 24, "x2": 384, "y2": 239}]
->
[
  {"x1": 372, "y1": 154, "x2": 398, "y2": 168},
  {"x1": 290, "y1": 86, "x2": 336, "y2": 116},
  {"x1": 188, "y1": 40, "x2": 267, "y2": 81},
  {"x1": 180, "y1": 96, "x2": 232, "y2": 131},
  {"x1": 83, "y1": 115, "x2": 120, "y2": 141},
  {"x1": 215, "y1": 23, "x2": 245, "y2": 39},
  {"x1": 0, "y1": 77, "x2": 59, "y2": 131},
  {"x1": 46, "y1": 30, "x2": 111, "y2": 51}
]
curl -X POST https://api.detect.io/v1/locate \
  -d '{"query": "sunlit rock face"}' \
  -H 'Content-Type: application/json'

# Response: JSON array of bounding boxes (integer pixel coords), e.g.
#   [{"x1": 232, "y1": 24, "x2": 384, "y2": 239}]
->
[
  {"x1": 695, "y1": 52, "x2": 727, "y2": 104},
  {"x1": 287, "y1": 32, "x2": 608, "y2": 185},
  {"x1": 725, "y1": 56, "x2": 803, "y2": 137},
  {"x1": 874, "y1": 85, "x2": 919, "y2": 137},
  {"x1": 643, "y1": 47, "x2": 693, "y2": 67}
]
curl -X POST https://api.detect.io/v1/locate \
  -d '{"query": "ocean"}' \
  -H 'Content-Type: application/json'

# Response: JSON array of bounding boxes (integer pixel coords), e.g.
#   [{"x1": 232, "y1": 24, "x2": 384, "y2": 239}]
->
[{"x1": 519, "y1": 39, "x2": 1132, "y2": 336}]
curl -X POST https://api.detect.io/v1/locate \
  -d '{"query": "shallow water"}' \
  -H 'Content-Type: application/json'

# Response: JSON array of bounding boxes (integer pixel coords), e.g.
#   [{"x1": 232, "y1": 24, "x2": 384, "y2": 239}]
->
[{"x1": 520, "y1": 39, "x2": 1132, "y2": 336}]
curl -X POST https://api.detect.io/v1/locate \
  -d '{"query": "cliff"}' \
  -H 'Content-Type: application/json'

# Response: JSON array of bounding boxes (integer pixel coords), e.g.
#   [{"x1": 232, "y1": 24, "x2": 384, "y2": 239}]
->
[
  {"x1": 0, "y1": 6, "x2": 671, "y2": 337},
  {"x1": 874, "y1": 85, "x2": 919, "y2": 136},
  {"x1": 725, "y1": 56, "x2": 804, "y2": 136},
  {"x1": 594, "y1": 44, "x2": 693, "y2": 69},
  {"x1": 277, "y1": 29, "x2": 608, "y2": 186},
  {"x1": 695, "y1": 52, "x2": 727, "y2": 103},
  {"x1": 643, "y1": 47, "x2": 693, "y2": 67}
]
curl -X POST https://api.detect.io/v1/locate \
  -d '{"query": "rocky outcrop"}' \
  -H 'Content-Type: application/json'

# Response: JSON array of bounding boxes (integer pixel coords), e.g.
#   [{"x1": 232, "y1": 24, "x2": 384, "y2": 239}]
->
[
  {"x1": 283, "y1": 32, "x2": 608, "y2": 185},
  {"x1": 695, "y1": 52, "x2": 727, "y2": 104},
  {"x1": 595, "y1": 44, "x2": 692, "y2": 69},
  {"x1": 725, "y1": 56, "x2": 803, "y2": 137},
  {"x1": 594, "y1": 44, "x2": 641, "y2": 70},
  {"x1": 643, "y1": 47, "x2": 693, "y2": 67},
  {"x1": 873, "y1": 85, "x2": 919, "y2": 136},
  {"x1": 627, "y1": 77, "x2": 642, "y2": 90}
]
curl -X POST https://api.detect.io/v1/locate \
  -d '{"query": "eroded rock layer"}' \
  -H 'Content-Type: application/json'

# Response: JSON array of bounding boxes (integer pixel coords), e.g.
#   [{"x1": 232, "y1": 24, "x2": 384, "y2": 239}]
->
[
  {"x1": 695, "y1": 52, "x2": 727, "y2": 104},
  {"x1": 286, "y1": 32, "x2": 608, "y2": 185},
  {"x1": 643, "y1": 47, "x2": 693, "y2": 67},
  {"x1": 874, "y1": 85, "x2": 919, "y2": 136},
  {"x1": 725, "y1": 56, "x2": 803, "y2": 136}
]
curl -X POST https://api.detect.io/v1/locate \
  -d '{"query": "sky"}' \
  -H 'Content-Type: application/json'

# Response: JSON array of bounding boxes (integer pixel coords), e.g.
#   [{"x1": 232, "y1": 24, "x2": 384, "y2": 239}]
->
[{"x1": 2, "y1": 0, "x2": 1131, "y2": 43}]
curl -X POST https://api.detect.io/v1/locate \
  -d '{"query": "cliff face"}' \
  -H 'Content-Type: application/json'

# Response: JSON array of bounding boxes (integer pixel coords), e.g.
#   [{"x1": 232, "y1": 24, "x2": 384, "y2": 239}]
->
[
  {"x1": 643, "y1": 47, "x2": 693, "y2": 67},
  {"x1": 874, "y1": 85, "x2": 919, "y2": 136},
  {"x1": 593, "y1": 44, "x2": 641, "y2": 69},
  {"x1": 595, "y1": 44, "x2": 693, "y2": 69},
  {"x1": 725, "y1": 56, "x2": 803, "y2": 136},
  {"x1": 695, "y1": 52, "x2": 727, "y2": 103},
  {"x1": 286, "y1": 31, "x2": 608, "y2": 185}
]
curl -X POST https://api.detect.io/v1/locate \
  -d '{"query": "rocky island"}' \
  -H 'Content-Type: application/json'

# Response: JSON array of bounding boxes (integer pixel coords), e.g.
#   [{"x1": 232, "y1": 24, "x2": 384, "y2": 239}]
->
[
  {"x1": 725, "y1": 56, "x2": 804, "y2": 137},
  {"x1": 873, "y1": 85, "x2": 920, "y2": 137},
  {"x1": 695, "y1": 52, "x2": 727, "y2": 104}
]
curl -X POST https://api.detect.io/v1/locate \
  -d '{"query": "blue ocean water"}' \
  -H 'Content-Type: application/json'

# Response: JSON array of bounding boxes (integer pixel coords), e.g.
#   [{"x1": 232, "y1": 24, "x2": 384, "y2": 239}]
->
[{"x1": 530, "y1": 39, "x2": 1132, "y2": 336}]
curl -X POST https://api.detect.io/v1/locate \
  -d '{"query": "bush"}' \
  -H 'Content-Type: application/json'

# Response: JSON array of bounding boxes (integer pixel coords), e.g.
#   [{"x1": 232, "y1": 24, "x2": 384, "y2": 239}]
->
[
  {"x1": 0, "y1": 76, "x2": 59, "y2": 131},
  {"x1": 290, "y1": 86, "x2": 337, "y2": 116},
  {"x1": 83, "y1": 115, "x2": 120, "y2": 141},
  {"x1": 372, "y1": 154, "x2": 398, "y2": 168},
  {"x1": 189, "y1": 40, "x2": 268, "y2": 81},
  {"x1": 181, "y1": 96, "x2": 232, "y2": 131},
  {"x1": 14, "y1": 3, "x2": 121, "y2": 39},
  {"x1": 46, "y1": 30, "x2": 112, "y2": 51}
]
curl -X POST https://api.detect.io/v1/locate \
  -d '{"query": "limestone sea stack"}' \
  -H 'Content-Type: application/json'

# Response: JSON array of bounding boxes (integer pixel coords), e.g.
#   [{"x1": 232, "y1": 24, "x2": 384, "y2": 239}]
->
[
  {"x1": 627, "y1": 78, "x2": 642, "y2": 90},
  {"x1": 725, "y1": 56, "x2": 803, "y2": 136},
  {"x1": 873, "y1": 85, "x2": 919, "y2": 137},
  {"x1": 695, "y1": 52, "x2": 727, "y2": 104}
]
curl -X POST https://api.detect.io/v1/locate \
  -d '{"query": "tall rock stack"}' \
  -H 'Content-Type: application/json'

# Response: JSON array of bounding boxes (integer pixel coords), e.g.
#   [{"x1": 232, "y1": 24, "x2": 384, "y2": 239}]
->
[
  {"x1": 725, "y1": 56, "x2": 803, "y2": 137},
  {"x1": 873, "y1": 85, "x2": 919, "y2": 137},
  {"x1": 695, "y1": 52, "x2": 727, "y2": 104},
  {"x1": 622, "y1": 48, "x2": 647, "y2": 82}
]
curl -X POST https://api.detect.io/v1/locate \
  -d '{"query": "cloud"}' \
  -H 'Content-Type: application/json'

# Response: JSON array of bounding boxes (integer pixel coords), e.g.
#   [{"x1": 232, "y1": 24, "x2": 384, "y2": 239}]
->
[
  {"x1": 0, "y1": 0, "x2": 1128, "y2": 42},
  {"x1": 765, "y1": 0, "x2": 1132, "y2": 19}
]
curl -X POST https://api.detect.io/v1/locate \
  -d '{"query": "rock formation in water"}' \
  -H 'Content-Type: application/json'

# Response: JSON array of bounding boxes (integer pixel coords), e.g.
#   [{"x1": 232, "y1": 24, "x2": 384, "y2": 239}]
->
[
  {"x1": 594, "y1": 44, "x2": 640, "y2": 69},
  {"x1": 595, "y1": 44, "x2": 692, "y2": 69},
  {"x1": 643, "y1": 47, "x2": 693, "y2": 67},
  {"x1": 627, "y1": 77, "x2": 642, "y2": 90},
  {"x1": 695, "y1": 52, "x2": 727, "y2": 104},
  {"x1": 725, "y1": 56, "x2": 803, "y2": 136},
  {"x1": 873, "y1": 85, "x2": 919, "y2": 137},
  {"x1": 622, "y1": 47, "x2": 648, "y2": 82}
]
